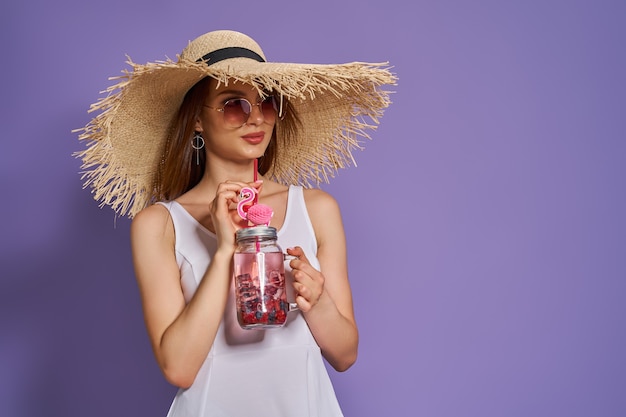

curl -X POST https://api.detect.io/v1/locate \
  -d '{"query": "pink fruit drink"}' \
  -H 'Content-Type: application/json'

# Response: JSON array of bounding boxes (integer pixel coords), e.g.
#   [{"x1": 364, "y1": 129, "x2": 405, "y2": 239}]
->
[
  {"x1": 234, "y1": 252, "x2": 288, "y2": 328},
  {"x1": 234, "y1": 226, "x2": 288, "y2": 329}
]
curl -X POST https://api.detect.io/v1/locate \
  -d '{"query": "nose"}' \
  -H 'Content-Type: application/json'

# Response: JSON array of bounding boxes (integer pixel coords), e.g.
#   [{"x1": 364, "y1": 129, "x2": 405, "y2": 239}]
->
[{"x1": 245, "y1": 102, "x2": 265, "y2": 126}]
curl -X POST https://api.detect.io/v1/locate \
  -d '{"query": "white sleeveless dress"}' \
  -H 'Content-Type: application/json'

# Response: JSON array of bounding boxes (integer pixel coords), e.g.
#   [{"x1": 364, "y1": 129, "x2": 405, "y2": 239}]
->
[{"x1": 158, "y1": 186, "x2": 344, "y2": 417}]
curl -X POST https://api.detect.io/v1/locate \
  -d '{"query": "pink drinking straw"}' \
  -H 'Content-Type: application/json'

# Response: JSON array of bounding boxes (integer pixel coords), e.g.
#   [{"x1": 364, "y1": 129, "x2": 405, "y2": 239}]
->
[
  {"x1": 253, "y1": 159, "x2": 259, "y2": 205},
  {"x1": 236, "y1": 161, "x2": 274, "y2": 252},
  {"x1": 253, "y1": 159, "x2": 260, "y2": 252}
]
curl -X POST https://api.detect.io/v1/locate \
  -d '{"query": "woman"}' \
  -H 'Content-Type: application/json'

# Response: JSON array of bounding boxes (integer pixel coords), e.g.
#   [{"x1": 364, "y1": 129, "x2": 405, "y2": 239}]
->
[{"x1": 76, "y1": 30, "x2": 395, "y2": 416}]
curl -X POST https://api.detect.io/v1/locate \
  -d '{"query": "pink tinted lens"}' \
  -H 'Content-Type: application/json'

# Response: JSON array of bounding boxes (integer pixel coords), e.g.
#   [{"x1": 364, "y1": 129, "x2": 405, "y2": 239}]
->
[
  {"x1": 260, "y1": 96, "x2": 278, "y2": 119},
  {"x1": 222, "y1": 99, "x2": 251, "y2": 127}
]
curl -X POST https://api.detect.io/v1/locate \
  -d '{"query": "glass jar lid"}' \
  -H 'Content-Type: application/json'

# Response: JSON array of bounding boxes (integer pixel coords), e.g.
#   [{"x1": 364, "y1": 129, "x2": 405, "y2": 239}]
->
[{"x1": 235, "y1": 226, "x2": 277, "y2": 241}]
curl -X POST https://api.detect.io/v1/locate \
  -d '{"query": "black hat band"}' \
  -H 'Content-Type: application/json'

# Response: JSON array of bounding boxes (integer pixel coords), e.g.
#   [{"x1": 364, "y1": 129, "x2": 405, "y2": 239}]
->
[{"x1": 197, "y1": 47, "x2": 265, "y2": 66}]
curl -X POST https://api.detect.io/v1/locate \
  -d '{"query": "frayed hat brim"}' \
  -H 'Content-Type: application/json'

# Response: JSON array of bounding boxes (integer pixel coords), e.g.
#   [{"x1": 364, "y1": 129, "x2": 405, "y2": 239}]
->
[{"x1": 75, "y1": 31, "x2": 397, "y2": 218}]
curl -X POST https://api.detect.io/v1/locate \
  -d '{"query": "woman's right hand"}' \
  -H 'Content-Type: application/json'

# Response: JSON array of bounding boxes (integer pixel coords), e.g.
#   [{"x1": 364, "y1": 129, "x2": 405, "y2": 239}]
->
[{"x1": 209, "y1": 180, "x2": 263, "y2": 251}]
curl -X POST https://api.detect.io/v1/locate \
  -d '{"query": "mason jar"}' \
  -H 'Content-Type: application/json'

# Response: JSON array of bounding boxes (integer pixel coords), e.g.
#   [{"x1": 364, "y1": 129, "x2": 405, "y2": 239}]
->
[{"x1": 233, "y1": 226, "x2": 291, "y2": 329}]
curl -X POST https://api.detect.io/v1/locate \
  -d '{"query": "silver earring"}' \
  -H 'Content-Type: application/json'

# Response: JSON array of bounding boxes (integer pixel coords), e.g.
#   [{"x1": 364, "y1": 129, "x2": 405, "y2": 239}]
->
[
  {"x1": 191, "y1": 133, "x2": 205, "y2": 165},
  {"x1": 278, "y1": 95, "x2": 285, "y2": 120}
]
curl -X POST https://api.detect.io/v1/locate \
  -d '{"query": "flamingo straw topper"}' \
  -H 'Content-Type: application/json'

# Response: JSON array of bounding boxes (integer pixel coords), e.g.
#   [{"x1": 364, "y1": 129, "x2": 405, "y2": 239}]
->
[
  {"x1": 237, "y1": 187, "x2": 274, "y2": 226},
  {"x1": 237, "y1": 160, "x2": 274, "y2": 227}
]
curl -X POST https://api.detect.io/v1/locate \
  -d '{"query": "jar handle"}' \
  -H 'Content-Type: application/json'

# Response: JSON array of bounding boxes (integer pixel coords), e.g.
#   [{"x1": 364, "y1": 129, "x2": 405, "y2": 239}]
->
[{"x1": 283, "y1": 254, "x2": 300, "y2": 312}]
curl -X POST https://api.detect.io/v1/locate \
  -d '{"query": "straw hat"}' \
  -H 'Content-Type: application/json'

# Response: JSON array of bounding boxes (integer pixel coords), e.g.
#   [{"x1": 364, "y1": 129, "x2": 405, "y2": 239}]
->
[{"x1": 75, "y1": 30, "x2": 396, "y2": 218}]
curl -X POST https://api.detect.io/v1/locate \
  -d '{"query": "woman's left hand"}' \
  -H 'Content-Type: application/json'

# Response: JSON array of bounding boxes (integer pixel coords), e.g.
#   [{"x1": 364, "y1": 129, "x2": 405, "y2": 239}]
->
[{"x1": 287, "y1": 246, "x2": 325, "y2": 313}]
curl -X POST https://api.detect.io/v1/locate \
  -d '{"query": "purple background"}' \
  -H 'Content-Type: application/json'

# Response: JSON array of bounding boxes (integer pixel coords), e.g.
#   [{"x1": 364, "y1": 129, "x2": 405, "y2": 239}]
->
[{"x1": 1, "y1": 1, "x2": 625, "y2": 416}]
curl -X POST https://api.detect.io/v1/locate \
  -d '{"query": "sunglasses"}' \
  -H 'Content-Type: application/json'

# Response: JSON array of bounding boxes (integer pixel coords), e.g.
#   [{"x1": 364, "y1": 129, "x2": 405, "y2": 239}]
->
[{"x1": 204, "y1": 96, "x2": 279, "y2": 128}]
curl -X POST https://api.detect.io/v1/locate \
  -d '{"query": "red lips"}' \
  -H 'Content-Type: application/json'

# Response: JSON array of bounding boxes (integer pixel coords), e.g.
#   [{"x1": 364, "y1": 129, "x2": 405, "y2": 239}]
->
[{"x1": 241, "y1": 132, "x2": 265, "y2": 144}]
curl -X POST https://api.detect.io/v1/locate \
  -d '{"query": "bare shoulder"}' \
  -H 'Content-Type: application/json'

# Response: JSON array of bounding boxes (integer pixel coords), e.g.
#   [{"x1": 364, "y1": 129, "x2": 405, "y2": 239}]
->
[
  {"x1": 130, "y1": 203, "x2": 175, "y2": 242},
  {"x1": 302, "y1": 187, "x2": 340, "y2": 213},
  {"x1": 302, "y1": 188, "x2": 344, "y2": 245}
]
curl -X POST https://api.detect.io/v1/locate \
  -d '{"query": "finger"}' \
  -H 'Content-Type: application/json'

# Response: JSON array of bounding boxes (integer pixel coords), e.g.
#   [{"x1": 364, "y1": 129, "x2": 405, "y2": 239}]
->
[
  {"x1": 293, "y1": 280, "x2": 309, "y2": 296},
  {"x1": 295, "y1": 294, "x2": 312, "y2": 313},
  {"x1": 215, "y1": 182, "x2": 245, "y2": 203},
  {"x1": 212, "y1": 190, "x2": 239, "y2": 216},
  {"x1": 290, "y1": 259, "x2": 323, "y2": 288},
  {"x1": 216, "y1": 180, "x2": 245, "y2": 193},
  {"x1": 287, "y1": 246, "x2": 306, "y2": 259},
  {"x1": 287, "y1": 246, "x2": 312, "y2": 269},
  {"x1": 217, "y1": 180, "x2": 258, "y2": 196},
  {"x1": 293, "y1": 277, "x2": 322, "y2": 306},
  {"x1": 211, "y1": 190, "x2": 235, "y2": 212},
  {"x1": 291, "y1": 269, "x2": 313, "y2": 289},
  {"x1": 250, "y1": 179, "x2": 263, "y2": 193},
  {"x1": 215, "y1": 181, "x2": 258, "y2": 210}
]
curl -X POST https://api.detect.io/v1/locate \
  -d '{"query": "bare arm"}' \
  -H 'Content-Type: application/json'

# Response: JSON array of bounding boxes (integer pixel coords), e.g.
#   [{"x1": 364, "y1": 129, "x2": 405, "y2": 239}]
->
[
  {"x1": 130, "y1": 182, "x2": 252, "y2": 388},
  {"x1": 287, "y1": 189, "x2": 358, "y2": 371}
]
